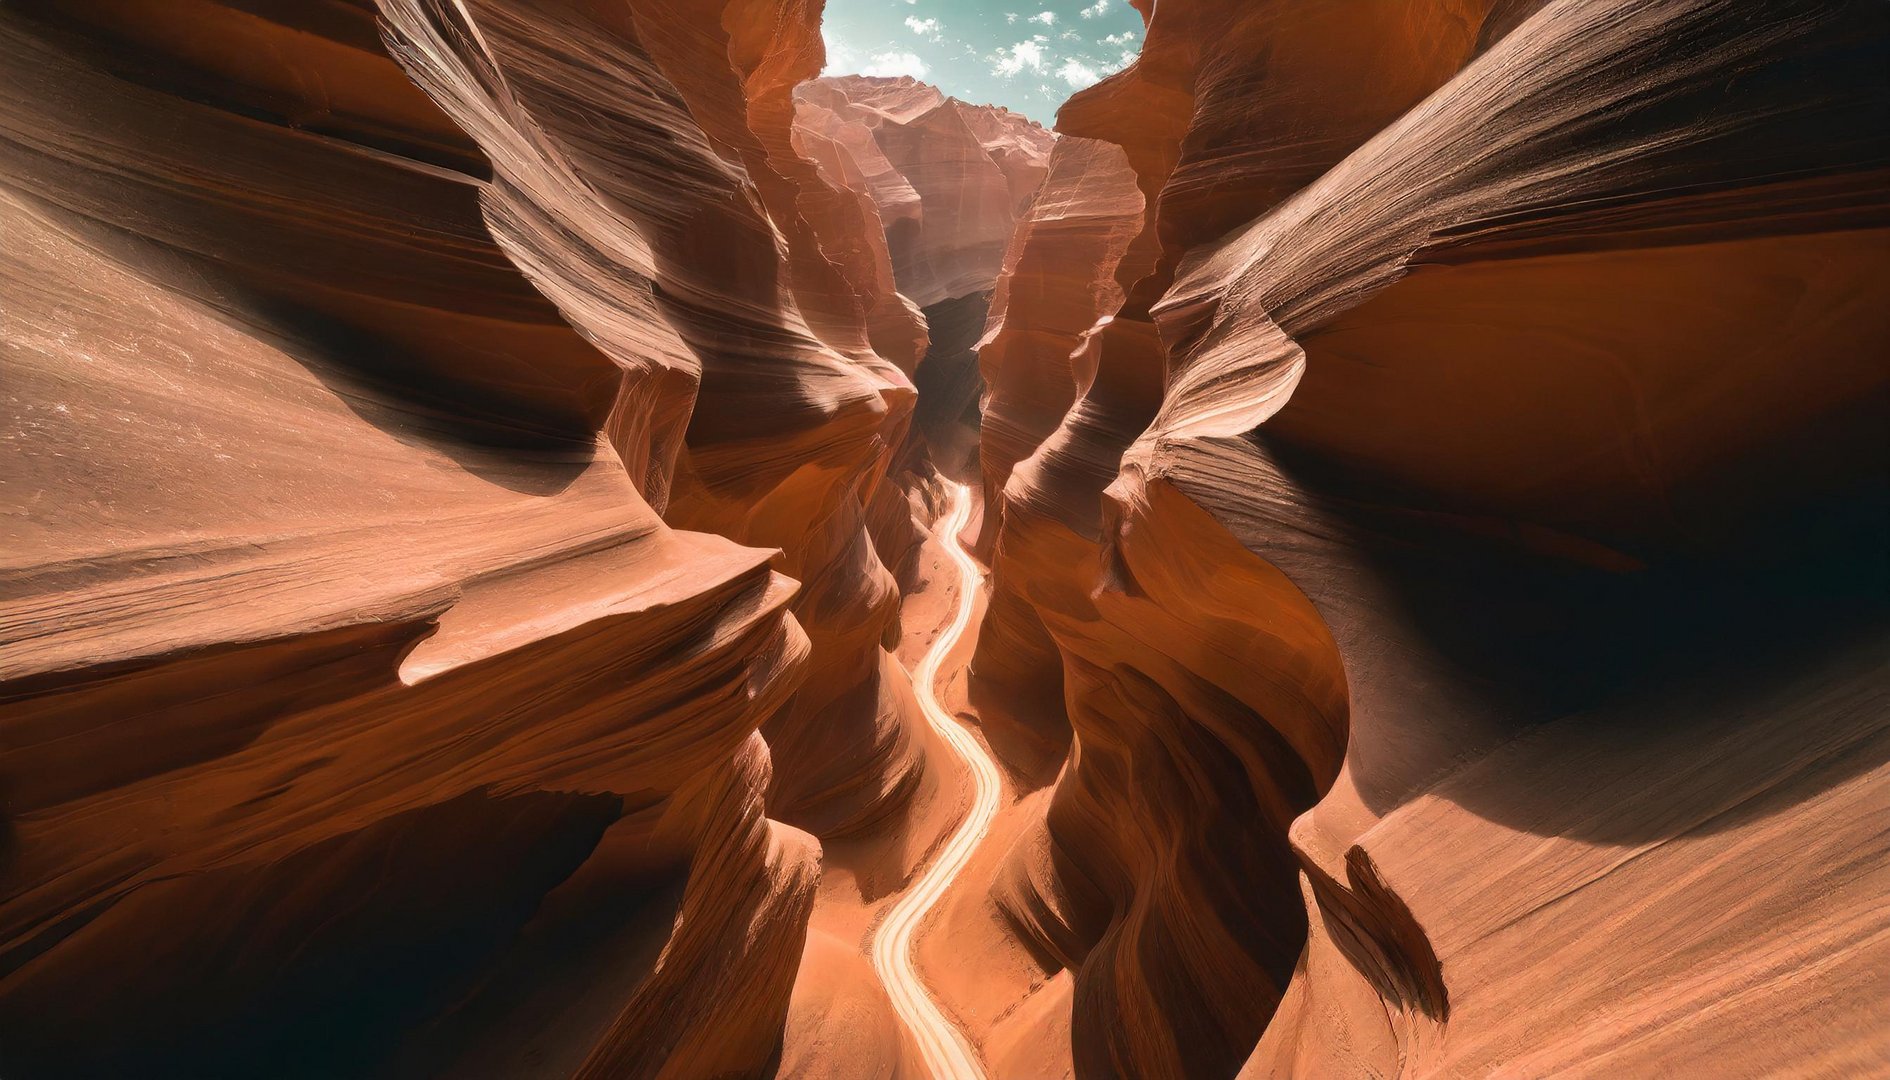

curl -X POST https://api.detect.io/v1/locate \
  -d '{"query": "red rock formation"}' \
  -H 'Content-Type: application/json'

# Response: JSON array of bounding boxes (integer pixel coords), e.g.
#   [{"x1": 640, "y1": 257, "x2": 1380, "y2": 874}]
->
[
  {"x1": 0, "y1": 0, "x2": 928, "y2": 1072},
  {"x1": 0, "y1": 9, "x2": 810, "y2": 1076},
  {"x1": 572, "y1": 1, "x2": 922, "y2": 840},
  {"x1": 966, "y1": 0, "x2": 1890, "y2": 1077},
  {"x1": 1170, "y1": 5, "x2": 1890, "y2": 1074},
  {"x1": 6, "y1": 0, "x2": 1887, "y2": 1076},
  {"x1": 965, "y1": 0, "x2": 1501, "y2": 1064},
  {"x1": 791, "y1": 95, "x2": 930, "y2": 376},
  {"x1": 797, "y1": 76, "x2": 1054, "y2": 479},
  {"x1": 968, "y1": 135, "x2": 1144, "y2": 776},
  {"x1": 798, "y1": 77, "x2": 1051, "y2": 310}
]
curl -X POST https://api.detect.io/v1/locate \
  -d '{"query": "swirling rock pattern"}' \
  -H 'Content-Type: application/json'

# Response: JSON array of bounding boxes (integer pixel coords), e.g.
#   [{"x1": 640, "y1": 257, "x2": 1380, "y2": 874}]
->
[
  {"x1": 0, "y1": 0, "x2": 1015, "y2": 1074},
  {"x1": 5, "y1": 0, "x2": 1887, "y2": 1076},
  {"x1": 0, "y1": 4, "x2": 819, "y2": 1074},
  {"x1": 969, "y1": 0, "x2": 1498, "y2": 1070},
  {"x1": 968, "y1": 135, "x2": 1143, "y2": 777},
  {"x1": 969, "y1": 0, "x2": 1890, "y2": 1076}
]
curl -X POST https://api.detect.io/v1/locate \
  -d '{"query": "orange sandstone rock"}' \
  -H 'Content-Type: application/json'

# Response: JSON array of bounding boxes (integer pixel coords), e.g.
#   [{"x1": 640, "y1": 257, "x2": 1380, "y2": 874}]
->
[{"x1": 967, "y1": 1, "x2": 1890, "y2": 1077}]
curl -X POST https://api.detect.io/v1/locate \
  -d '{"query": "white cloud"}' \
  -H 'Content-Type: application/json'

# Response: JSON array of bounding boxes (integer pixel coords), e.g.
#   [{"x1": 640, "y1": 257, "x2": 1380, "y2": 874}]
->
[
  {"x1": 991, "y1": 39, "x2": 1048, "y2": 76},
  {"x1": 1080, "y1": 0, "x2": 1110, "y2": 17},
  {"x1": 1029, "y1": 10, "x2": 1056, "y2": 26},
  {"x1": 861, "y1": 50, "x2": 929, "y2": 79},
  {"x1": 1102, "y1": 48, "x2": 1137, "y2": 73},
  {"x1": 1102, "y1": 30, "x2": 1135, "y2": 45},
  {"x1": 1056, "y1": 58, "x2": 1100, "y2": 87},
  {"x1": 1060, "y1": 29, "x2": 1080, "y2": 40},
  {"x1": 1006, "y1": 11, "x2": 1019, "y2": 22},
  {"x1": 904, "y1": 15, "x2": 942, "y2": 40},
  {"x1": 821, "y1": 36, "x2": 856, "y2": 76}
]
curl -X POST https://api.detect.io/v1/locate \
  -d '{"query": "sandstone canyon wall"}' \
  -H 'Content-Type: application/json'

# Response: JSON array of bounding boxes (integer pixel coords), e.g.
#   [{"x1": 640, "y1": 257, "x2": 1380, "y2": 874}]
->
[
  {"x1": 968, "y1": 0, "x2": 1889, "y2": 1077},
  {"x1": 0, "y1": 1, "x2": 829, "y2": 1073},
  {"x1": 0, "y1": 2, "x2": 1040, "y2": 1075},
  {"x1": 2, "y1": 0, "x2": 1886, "y2": 1078},
  {"x1": 798, "y1": 77, "x2": 1055, "y2": 479}
]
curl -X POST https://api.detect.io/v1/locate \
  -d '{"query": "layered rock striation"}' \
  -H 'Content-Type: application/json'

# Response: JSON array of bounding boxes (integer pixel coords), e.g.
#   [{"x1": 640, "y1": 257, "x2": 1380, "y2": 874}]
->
[
  {"x1": 5, "y1": 0, "x2": 1887, "y2": 1076},
  {"x1": 0, "y1": 7, "x2": 807, "y2": 1078},
  {"x1": 968, "y1": 0, "x2": 1890, "y2": 1077},
  {"x1": 0, "y1": 1, "x2": 846, "y2": 1073},
  {"x1": 0, "y1": 2, "x2": 1049, "y2": 1075},
  {"x1": 798, "y1": 76, "x2": 1055, "y2": 478}
]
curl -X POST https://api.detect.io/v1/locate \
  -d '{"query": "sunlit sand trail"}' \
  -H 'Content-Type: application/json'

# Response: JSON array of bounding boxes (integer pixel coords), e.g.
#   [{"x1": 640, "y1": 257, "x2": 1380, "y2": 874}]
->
[{"x1": 871, "y1": 482, "x2": 999, "y2": 1080}]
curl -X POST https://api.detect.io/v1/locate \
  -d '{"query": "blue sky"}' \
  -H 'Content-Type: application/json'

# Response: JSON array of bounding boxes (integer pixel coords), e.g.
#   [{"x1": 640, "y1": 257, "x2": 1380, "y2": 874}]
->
[{"x1": 819, "y1": 0, "x2": 1145, "y2": 123}]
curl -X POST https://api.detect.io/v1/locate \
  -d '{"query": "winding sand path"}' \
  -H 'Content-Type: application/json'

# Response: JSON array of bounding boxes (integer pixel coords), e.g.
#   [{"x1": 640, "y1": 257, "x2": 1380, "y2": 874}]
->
[{"x1": 872, "y1": 481, "x2": 999, "y2": 1080}]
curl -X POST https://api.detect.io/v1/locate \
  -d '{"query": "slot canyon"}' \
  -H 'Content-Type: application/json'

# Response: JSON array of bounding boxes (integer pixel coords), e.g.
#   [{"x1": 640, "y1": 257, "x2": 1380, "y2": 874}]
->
[{"x1": 2, "y1": 1, "x2": 1887, "y2": 1077}]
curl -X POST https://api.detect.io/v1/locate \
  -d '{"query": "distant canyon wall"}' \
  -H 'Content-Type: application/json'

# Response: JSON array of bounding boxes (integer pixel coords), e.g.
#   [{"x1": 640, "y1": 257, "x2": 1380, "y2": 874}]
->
[{"x1": 799, "y1": 76, "x2": 1055, "y2": 479}]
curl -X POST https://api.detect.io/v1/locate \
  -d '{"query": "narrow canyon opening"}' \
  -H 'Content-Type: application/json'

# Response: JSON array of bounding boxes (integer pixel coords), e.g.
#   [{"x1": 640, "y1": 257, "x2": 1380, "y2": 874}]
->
[{"x1": 2, "y1": 3, "x2": 1886, "y2": 1080}]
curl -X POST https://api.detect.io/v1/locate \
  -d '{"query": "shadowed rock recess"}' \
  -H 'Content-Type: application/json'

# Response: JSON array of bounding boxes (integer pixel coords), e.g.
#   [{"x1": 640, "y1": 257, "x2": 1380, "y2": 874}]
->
[{"x1": 2, "y1": 2, "x2": 1885, "y2": 1078}]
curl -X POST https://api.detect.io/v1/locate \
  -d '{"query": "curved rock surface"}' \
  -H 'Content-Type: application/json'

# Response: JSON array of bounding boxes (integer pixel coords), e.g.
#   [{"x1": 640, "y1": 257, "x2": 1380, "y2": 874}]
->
[
  {"x1": 1170, "y1": 5, "x2": 1890, "y2": 1075},
  {"x1": 0, "y1": 1, "x2": 1009, "y2": 1074},
  {"x1": 799, "y1": 76, "x2": 1052, "y2": 312},
  {"x1": 0, "y1": 4, "x2": 818, "y2": 1075},
  {"x1": 967, "y1": 135, "x2": 1143, "y2": 775},
  {"x1": 5, "y1": 0, "x2": 1887, "y2": 1076},
  {"x1": 966, "y1": 0, "x2": 1890, "y2": 1077},
  {"x1": 797, "y1": 76, "x2": 1054, "y2": 480},
  {"x1": 966, "y1": 0, "x2": 1497, "y2": 1067}
]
